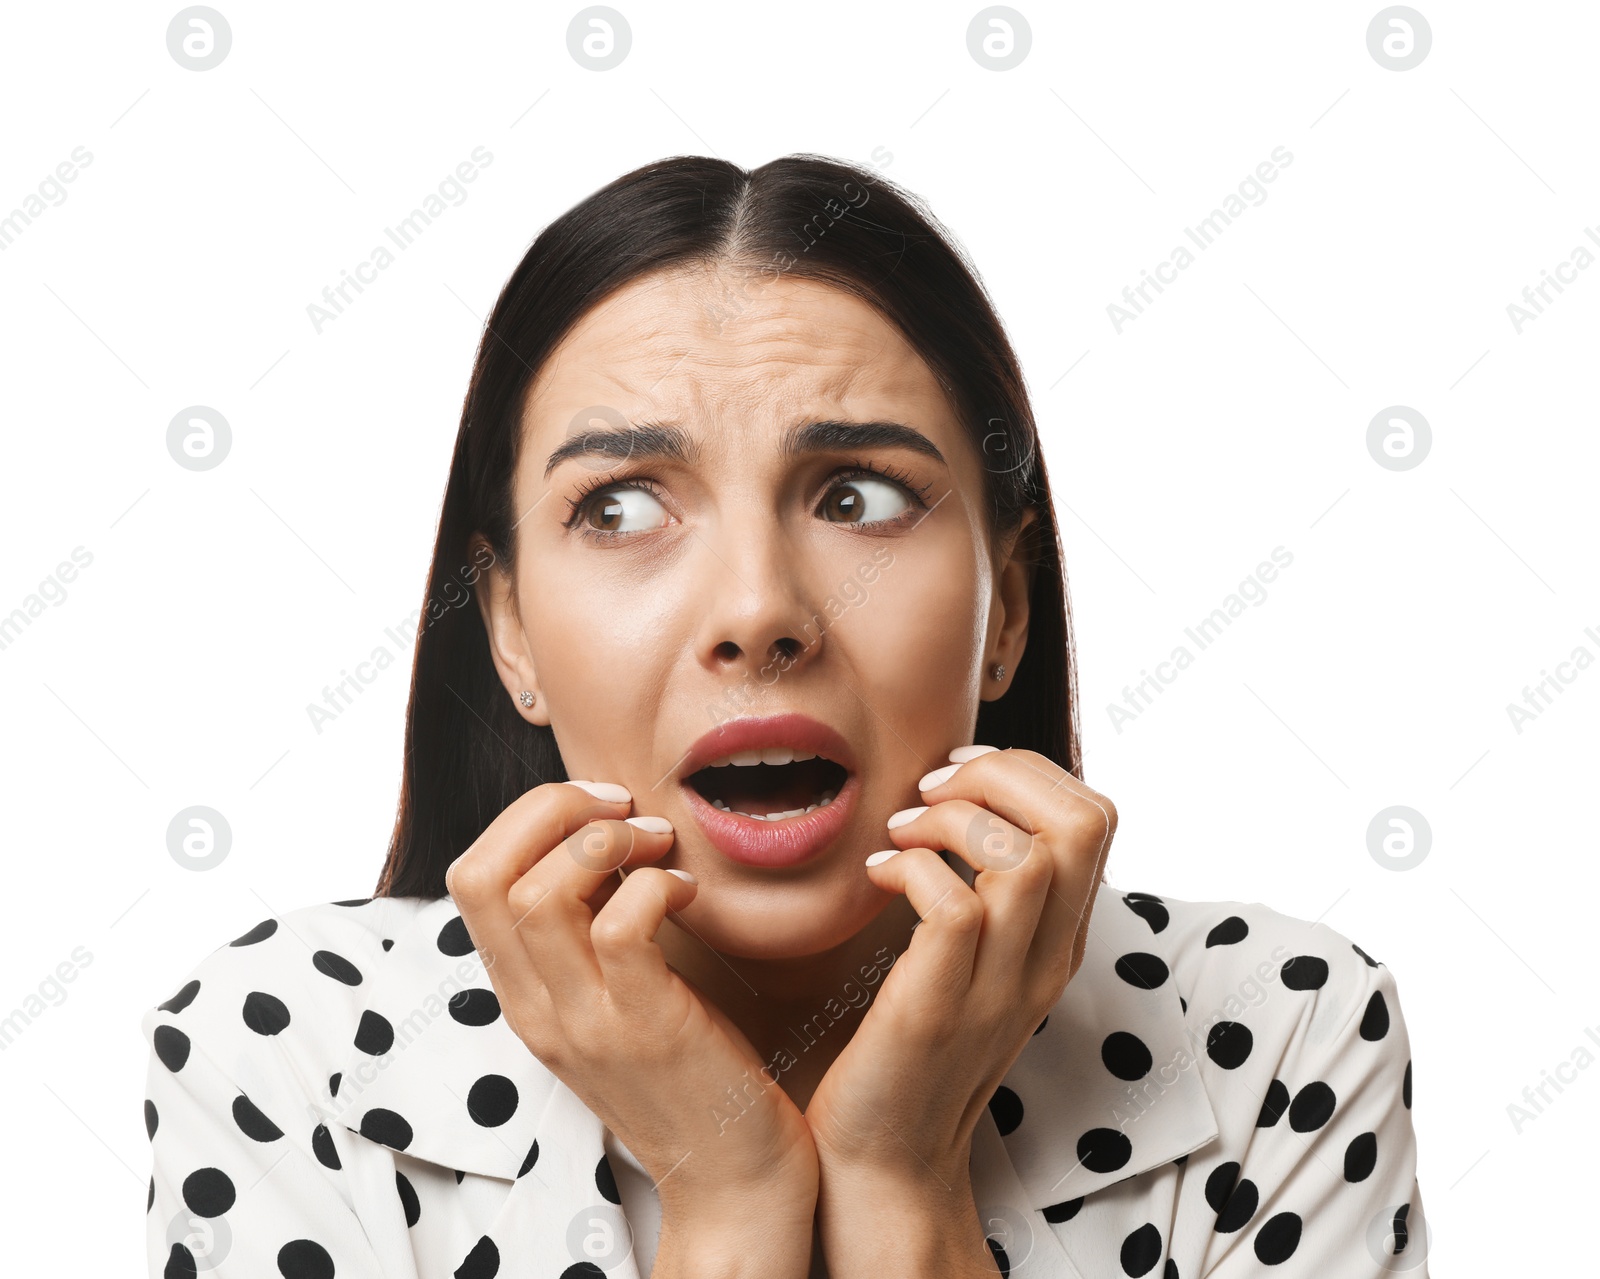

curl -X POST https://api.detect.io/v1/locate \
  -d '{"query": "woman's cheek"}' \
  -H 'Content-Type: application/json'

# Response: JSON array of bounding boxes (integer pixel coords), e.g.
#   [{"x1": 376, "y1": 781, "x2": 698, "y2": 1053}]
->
[{"x1": 857, "y1": 546, "x2": 983, "y2": 691}]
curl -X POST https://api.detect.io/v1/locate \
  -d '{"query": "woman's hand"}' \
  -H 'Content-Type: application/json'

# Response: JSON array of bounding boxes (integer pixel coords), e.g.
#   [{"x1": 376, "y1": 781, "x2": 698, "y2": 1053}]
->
[
  {"x1": 802, "y1": 745, "x2": 1116, "y2": 1187},
  {"x1": 444, "y1": 779, "x2": 819, "y2": 1246}
]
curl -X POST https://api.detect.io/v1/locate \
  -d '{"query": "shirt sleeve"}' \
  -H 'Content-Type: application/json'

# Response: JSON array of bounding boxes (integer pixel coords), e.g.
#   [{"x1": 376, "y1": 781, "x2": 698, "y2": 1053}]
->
[
  {"x1": 142, "y1": 950, "x2": 388, "y2": 1278},
  {"x1": 1196, "y1": 947, "x2": 1428, "y2": 1277}
]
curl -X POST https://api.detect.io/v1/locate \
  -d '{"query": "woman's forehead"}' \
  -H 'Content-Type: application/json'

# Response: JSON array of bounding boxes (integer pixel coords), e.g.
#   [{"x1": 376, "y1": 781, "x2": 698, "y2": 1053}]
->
[{"x1": 523, "y1": 268, "x2": 957, "y2": 449}]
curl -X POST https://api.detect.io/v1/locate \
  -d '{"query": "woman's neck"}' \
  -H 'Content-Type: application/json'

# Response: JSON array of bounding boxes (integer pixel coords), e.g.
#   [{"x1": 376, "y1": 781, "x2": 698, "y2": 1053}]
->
[{"x1": 655, "y1": 894, "x2": 920, "y2": 1112}]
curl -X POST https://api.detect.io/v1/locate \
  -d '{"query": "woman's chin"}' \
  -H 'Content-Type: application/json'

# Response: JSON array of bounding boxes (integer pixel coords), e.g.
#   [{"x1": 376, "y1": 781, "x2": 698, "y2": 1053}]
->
[{"x1": 662, "y1": 870, "x2": 896, "y2": 961}]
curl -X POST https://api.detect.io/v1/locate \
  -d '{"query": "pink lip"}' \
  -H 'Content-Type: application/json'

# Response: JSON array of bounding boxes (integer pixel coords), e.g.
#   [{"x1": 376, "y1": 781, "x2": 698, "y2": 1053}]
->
[
  {"x1": 680, "y1": 772, "x2": 859, "y2": 869},
  {"x1": 675, "y1": 713, "x2": 859, "y2": 869},
  {"x1": 676, "y1": 712, "x2": 858, "y2": 780}
]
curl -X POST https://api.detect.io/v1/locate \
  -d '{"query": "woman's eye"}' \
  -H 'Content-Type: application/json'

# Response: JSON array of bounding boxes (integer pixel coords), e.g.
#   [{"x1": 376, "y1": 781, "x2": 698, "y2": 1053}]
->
[
  {"x1": 580, "y1": 486, "x2": 670, "y2": 534},
  {"x1": 820, "y1": 475, "x2": 913, "y2": 525}
]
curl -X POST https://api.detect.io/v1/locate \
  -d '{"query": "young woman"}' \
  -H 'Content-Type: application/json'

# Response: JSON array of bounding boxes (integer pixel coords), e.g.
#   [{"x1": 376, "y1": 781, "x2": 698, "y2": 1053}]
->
[{"x1": 142, "y1": 154, "x2": 1426, "y2": 1279}]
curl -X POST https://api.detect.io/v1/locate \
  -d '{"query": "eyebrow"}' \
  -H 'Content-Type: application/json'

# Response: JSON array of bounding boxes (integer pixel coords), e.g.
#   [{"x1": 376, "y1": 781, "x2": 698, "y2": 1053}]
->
[{"x1": 542, "y1": 418, "x2": 947, "y2": 479}]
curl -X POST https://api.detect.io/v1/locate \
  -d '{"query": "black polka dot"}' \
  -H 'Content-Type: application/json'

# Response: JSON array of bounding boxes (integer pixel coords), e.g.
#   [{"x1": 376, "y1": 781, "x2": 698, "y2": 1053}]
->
[
  {"x1": 333, "y1": 897, "x2": 372, "y2": 907},
  {"x1": 558, "y1": 1266, "x2": 605, "y2": 1279},
  {"x1": 1289, "y1": 1081, "x2": 1336, "y2": 1132},
  {"x1": 144, "y1": 1099, "x2": 158, "y2": 1139},
  {"x1": 1204, "y1": 1162, "x2": 1240, "y2": 1212},
  {"x1": 1214, "y1": 1178, "x2": 1258, "y2": 1233},
  {"x1": 182, "y1": 1167, "x2": 235, "y2": 1217},
  {"x1": 454, "y1": 1235, "x2": 500, "y2": 1278},
  {"x1": 232, "y1": 1094, "x2": 284, "y2": 1142},
  {"x1": 468, "y1": 1074, "x2": 519, "y2": 1127},
  {"x1": 1392, "y1": 1203, "x2": 1411, "y2": 1253},
  {"x1": 1256, "y1": 1079, "x2": 1290, "y2": 1127},
  {"x1": 1076, "y1": 1127, "x2": 1132, "y2": 1173},
  {"x1": 355, "y1": 1010, "x2": 395, "y2": 1055},
  {"x1": 1179, "y1": 996, "x2": 1187, "y2": 1014},
  {"x1": 164, "y1": 1243, "x2": 196, "y2": 1278},
  {"x1": 1102, "y1": 1031, "x2": 1153, "y2": 1081},
  {"x1": 988, "y1": 1084, "x2": 1024, "y2": 1135},
  {"x1": 154, "y1": 1024, "x2": 191, "y2": 1072},
  {"x1": 1205, "y1": 916, "x2": 1248, "y2": 947},
  {"x1": 242, "y1": 991, "x2": 291, "y2": 1036},
  {"x1": 313, "y1": 950, "x2": 363, "y2": 986},
  {"x1": 448, "y1": 988, "x2": 502, "y2": 1027},
  {"x1": 159, "y1": 979, "x2": 201, "y2": 1014},
  {"x1": 1403, "y1": 1058, "x2": 1413, "y2": 1109},
  {"x1": 230, "y1": 918, "x2": 277, "y2": 946},
  {"x1": 1254, "y1": 1211, "x2": 1302, "y2": 1265},
  {"x1": 360, "y1": 1107, "x2": 413, "y2": 1151},
  {"x1": 1115, "y1": 953, "x2": 1170, "y2": 990},
  {"x1": 1164, "y1": 1262, "x2": 1179, "y2": 1279},
  {"x1": 1121, "y1": 1223, "x2": 1162, "y2": 1276},
  {"x1": 1043, "y1": 1197, "x2": 1083, "y2": 1223},
  {"x1": 1123, "y1": 894, "x2": 1169, "y2": 934},
  {"x1": 381, "y1": 938, "x2": 394, "y2": 951},
  {"x1": 1280, "y1": 956, "x2": 1328, "y2": 990},
  {"x1": 455, "y1": 1168, "x2": 466, "y2": 1183},
  {"x1": 276, "y1": 1238, "x2": 334, "y2": 1278},
  {"x1": 1344, "y1": 1131, "x2": 1377, "y2": 1182},
  {"x1": 148, "y1": 1175, "x2": 155, "y2": 1214},
  {"x1": 1205, "y1": 1020, "x2": 1253, "y2": 1070},
  {"x1": 1352, "y1": 942, "x2": 1380, "y2": 967},
  {"x1": 596, "y1": 1153, "x2": 620, "y2": 1204},
  {"x1": 1034, "y1": 1015, "x2": 1049, "y2": 1036},
  {"x1": 329, "y1": 1072, "x2": 342, "y2": 1097},
  {"x1": 987, "y1": 1236, "x2": 1011, "y2": 1278},
  {"x1": 397, "y1": 1169, "x2": 421, "y2": 1226},
  {"x1": 1360, "y1": 990, "x2": 1390, "y2": 1040},
  {"x1": 437, "y1": 915, "x2": 475, "y2": 957},
  {"x1": 517, "y1": 1137, "x2": 540, "y2": 1177},
  {"x1": 312, "y1": 1123, "x2": 341, "y2": 1170}
]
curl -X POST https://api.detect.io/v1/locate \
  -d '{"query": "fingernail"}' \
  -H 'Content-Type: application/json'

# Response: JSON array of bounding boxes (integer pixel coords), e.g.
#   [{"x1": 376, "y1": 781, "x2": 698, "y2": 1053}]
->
[
  {"x1": 948, "y1": 744, "x2": 1000, "y2": 763},
  {"x1": 570, "y1": 780, "x2": 632, "y2": 802},
  {"x1": 886, "y1": 805, "x2": 928, "y2": 829},
  {"x1": 865, "y1": 849, "x2": 902, "y2": 867},
  {"x1": 918, "y1": 763, "x2": 961, "y2": 790},
  {"x1": 624, "y1": 815, "x2": 673, "y2": 833},
  {"x1": 665, "y1": 868, "x2": 697, "y2": 884}
]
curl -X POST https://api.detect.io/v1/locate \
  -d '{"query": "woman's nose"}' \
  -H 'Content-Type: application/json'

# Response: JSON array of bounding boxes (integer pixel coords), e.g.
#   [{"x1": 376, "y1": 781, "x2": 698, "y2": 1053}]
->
[{"x1": 692, "y1": 522, "x2": 824, "y2": 682}]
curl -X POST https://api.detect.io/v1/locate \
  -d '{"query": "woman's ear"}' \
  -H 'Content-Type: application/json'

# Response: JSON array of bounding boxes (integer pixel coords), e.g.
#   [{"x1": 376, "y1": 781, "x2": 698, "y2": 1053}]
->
[
  {"x1": 470, "y1": 535, "x2": 551, "y2": 726},
  {"x1": 985, "y1": 506, "x2": 1040, "y2": 700}
]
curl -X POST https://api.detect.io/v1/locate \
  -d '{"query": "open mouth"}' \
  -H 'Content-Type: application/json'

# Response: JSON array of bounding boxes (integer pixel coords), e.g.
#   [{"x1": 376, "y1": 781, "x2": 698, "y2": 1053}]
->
[{"x1": 682, "y1": 749, "x2": 851, "y2": 821}]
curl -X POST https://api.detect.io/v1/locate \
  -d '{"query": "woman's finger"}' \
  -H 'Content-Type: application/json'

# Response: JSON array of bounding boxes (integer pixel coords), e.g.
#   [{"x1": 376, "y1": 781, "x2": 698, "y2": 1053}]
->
[
  {"x1": 916, "y1": 749, "x2": 1116, "y2": 991},
  {"x1": 882, "y1": 796, "x2": 1052, "y2": 990},
  {"x1": 588, "y1": 866, "x2": 700, "y2": 1020},
  {"x1": 509, "y1": 816, "x2": 676, "y2": 1007},
  {"x1": 446, "y1": 782, "x2": 627, "y2": 964},
  {"x1": 862, "y1": 845, "x2": 984, "y2": 1010}
]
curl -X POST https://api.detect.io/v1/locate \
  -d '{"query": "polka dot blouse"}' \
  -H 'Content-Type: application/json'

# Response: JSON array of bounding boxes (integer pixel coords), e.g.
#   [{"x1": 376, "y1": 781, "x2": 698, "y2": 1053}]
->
[{"x1": 142, "y1": 880, "x2": 1428, "y2": 1277}]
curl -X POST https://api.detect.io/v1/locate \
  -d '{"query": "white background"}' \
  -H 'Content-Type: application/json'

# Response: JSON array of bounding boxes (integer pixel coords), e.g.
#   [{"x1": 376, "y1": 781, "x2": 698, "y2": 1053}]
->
[{"x1": 1, "y1": 2, "x2": 1593, "y2": 1273}]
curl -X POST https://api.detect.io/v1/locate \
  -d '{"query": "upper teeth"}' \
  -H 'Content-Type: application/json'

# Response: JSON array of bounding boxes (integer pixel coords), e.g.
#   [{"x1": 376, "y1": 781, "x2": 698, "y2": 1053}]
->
[{"x1": 707, "y1": 747, "x2": 819, "y2": 767}]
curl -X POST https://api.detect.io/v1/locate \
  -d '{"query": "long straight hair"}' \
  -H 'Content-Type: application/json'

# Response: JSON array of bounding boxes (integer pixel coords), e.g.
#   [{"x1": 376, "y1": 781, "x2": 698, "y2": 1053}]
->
[{"x1": 374, "y1": 153, "x2": 1082, "y2": 900}]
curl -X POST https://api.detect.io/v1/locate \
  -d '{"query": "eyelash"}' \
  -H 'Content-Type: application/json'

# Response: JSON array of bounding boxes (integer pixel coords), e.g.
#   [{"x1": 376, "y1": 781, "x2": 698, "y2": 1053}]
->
[{"x1": 561, "y1": 459, "x2": 935, "y2": 540}]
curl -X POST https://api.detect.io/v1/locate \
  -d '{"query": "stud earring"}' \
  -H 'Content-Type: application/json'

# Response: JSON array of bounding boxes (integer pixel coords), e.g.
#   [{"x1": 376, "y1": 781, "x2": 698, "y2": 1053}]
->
[
  {"x1": 518, "y1": 690, "x2": 534, "y2": 708},
  {"x1": 991, "y1": 663, "x2": 1006, "y2": 681}
]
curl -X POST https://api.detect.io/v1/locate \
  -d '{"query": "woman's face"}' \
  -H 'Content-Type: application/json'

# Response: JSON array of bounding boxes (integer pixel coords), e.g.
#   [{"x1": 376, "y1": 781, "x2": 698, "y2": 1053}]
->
[{"x1": 477, "y1": 262, "x2": 1035, "y2": 959}]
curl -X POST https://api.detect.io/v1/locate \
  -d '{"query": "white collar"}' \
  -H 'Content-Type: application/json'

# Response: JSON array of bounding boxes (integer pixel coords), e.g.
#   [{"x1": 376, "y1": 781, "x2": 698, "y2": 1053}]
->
[{"x1": 328, "y1": 877, "x2": 1217, "y2": 1277}]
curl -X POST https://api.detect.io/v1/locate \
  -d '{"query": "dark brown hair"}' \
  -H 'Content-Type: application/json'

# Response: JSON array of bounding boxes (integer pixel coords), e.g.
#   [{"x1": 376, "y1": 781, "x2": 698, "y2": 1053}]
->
[{"x1": 374, "y1": 153, "x2": 1081, "y2": 900}]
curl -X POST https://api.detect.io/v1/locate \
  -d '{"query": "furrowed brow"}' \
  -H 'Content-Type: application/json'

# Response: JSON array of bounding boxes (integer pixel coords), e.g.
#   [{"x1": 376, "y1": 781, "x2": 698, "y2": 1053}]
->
[
  {"x1": 782, "y1": 419, "x2": 946, "y2": 465},
  {"x1": 542, "y1": 416, "x2": 946, "y2": 479},
  {"x1": 543, "y1": 420, "x2": 695, "y2": 479}
]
